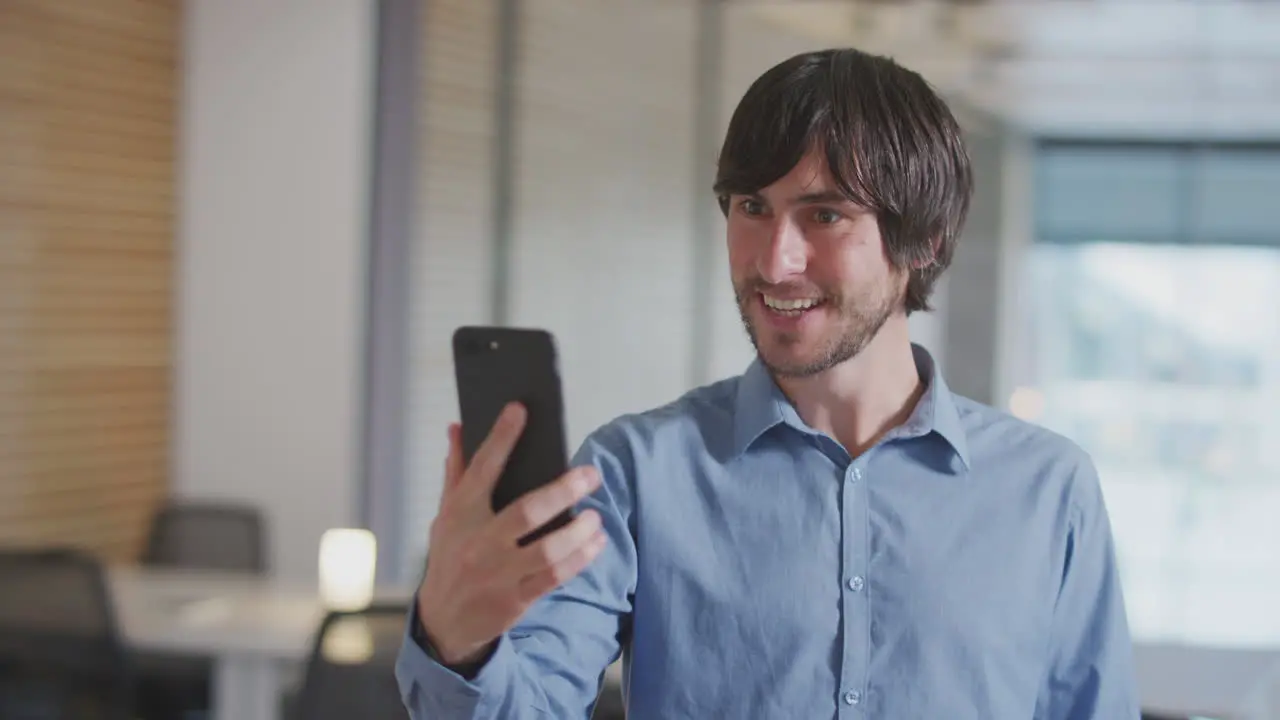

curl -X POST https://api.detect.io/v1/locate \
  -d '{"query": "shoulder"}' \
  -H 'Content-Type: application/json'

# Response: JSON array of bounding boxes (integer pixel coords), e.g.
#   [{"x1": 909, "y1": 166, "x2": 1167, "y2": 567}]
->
[
  {"x1": 573, "y1": 374, "x2": 742, "y2": 470},
  {"x1": 568, "y1": 376, "x2": 742, "y2": 522},
  {"x1": 950, "y1": 394, "x2": 1104, "y2": 516}
]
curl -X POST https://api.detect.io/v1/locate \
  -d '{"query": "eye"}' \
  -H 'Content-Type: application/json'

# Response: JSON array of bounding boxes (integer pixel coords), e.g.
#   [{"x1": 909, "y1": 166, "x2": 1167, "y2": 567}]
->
[
  {"x1": 737, "y1": 198, "x2": 766, "y2": 217},
  {"x1": 813, "y1": 208, "x2": 843, "y2": 225}
]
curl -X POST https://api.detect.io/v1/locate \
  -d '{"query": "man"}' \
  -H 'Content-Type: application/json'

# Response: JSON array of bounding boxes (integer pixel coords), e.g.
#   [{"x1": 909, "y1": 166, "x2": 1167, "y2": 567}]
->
[{"x1": 396, "y1": 48, "x2": 1140, "y2": 719}]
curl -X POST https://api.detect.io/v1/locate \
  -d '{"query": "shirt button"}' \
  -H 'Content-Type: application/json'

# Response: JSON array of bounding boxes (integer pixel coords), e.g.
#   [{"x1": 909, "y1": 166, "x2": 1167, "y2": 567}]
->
[
  {"x1": 847, "y1": 575, "x2": 864, "y2": 592},
  {"x1": 844, "y1": 690, "x2": 861, "y2": 705},
  {"x1": 850, "y1": 467, "x2": 863, "y2": 482}
]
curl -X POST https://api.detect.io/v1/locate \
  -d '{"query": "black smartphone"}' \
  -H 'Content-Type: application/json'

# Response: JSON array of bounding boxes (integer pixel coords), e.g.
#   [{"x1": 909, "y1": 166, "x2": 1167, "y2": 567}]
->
[{"x1": 452, "y1": 326, "x2": 573, "y2": 545}]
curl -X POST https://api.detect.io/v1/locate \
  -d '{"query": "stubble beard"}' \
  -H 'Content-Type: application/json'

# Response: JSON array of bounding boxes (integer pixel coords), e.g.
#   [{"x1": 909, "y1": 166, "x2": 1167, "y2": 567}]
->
[{"x1": 735, "y1": 279, "x2": 902, "y2": 379}]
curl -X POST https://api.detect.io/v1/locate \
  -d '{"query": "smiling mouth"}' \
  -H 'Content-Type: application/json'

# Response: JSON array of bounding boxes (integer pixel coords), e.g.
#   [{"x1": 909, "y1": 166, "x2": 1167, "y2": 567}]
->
[{"x1": 761, "y1": 293, "x2": 826, "y2": 316}]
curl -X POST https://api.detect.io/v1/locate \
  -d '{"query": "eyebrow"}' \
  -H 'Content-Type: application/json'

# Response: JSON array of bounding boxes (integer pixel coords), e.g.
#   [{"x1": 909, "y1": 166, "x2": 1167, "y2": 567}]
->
[{"x1": 792, "y1": 191, "x2": 854, "y2": 205}]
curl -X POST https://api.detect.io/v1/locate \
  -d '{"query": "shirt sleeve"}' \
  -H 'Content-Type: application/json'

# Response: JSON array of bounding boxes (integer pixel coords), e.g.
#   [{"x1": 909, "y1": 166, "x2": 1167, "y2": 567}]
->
[
  {"x1": 1035, "y1": 453, "x2": 1142, "y2": 720},
  {"x1": 395, "y1": 426, "x2": 638, "y2": 720}
]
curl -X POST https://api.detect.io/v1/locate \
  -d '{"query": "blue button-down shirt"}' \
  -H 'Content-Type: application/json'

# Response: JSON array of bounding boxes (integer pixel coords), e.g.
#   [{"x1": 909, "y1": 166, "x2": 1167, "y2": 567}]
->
[{"x1": 397, "y1": 345, "x2": 1140, "y2": 719}]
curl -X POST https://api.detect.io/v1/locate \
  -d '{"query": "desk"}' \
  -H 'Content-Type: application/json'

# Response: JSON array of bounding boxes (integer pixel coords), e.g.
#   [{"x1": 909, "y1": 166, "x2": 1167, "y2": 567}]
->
[
  {"x1": 111, "y1": 567, "x2": 410, "y2": 720},
  {"x1": 111, "y1": 567, "x2": 1280, "y2": 720},
  {"x1": 1136, "y1": 641, "x2": 1280, "y2": 720}
]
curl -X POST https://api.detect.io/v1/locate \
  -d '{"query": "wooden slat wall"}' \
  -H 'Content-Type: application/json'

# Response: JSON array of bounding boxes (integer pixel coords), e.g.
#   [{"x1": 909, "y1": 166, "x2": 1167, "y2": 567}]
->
[{"x1": 0, "y1": 0, "x2": 178, "y2": 562}]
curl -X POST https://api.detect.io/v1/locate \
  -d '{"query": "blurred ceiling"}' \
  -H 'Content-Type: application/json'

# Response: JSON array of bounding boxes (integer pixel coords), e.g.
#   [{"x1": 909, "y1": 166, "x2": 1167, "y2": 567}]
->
[{"x1": 736, "y1": 0, "x2": 1280, "y2": 138}]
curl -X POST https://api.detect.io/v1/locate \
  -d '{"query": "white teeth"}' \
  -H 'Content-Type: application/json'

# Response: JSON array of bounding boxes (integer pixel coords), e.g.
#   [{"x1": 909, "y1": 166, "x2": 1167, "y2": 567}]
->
[{"x1": 762, "y1": 295, "x2": 821, "y2": 312}]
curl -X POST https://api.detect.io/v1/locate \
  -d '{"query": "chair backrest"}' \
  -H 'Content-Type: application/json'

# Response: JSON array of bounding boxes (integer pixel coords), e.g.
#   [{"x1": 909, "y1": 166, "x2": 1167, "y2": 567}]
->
[
  {"x1": 0, "y1": 548, "x2": 133, "y2": 720},
  {"x1": 295, "y1": 604, "x2": 412, "y2": 720},
  {"x1": 142, "y1": 501, "x2": 267, "y2": 574}
]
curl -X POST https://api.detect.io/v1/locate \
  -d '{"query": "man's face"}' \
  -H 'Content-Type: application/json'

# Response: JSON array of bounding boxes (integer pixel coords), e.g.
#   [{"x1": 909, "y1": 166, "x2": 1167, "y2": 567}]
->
[{"x1": 727, "y1": 149, "x2": 907, "y2": 378}]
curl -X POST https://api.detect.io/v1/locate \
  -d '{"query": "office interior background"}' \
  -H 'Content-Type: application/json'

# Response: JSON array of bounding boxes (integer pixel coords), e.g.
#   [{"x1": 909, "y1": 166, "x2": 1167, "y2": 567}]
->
[{"x1": 1, "y1": 0, "x2": 1278, "y2": 719}]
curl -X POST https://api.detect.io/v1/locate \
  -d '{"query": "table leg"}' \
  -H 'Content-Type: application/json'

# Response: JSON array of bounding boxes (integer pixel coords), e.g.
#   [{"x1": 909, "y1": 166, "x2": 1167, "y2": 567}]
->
[{"x1": 212, "y1": 654, "x2": 282, "y2": 720}]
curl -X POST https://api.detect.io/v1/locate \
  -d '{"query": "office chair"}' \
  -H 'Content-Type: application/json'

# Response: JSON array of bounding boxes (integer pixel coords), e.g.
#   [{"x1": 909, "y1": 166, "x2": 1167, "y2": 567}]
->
[
  {"x1": 293, "y1": 603, "x2": 412, "y2": 720},
  {"x1": 0, "y1": 548, "x2": 134, "y2": 720},
  {"x1": 136, "y1": 500, "x2": 267, "y2": 720},
  {"x1": 142, "y1": 500, "x2": 267, "y2": 574}
]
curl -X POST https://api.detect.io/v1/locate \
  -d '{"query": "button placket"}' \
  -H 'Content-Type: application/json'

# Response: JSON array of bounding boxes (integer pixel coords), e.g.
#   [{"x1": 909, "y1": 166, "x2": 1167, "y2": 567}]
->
[{"x1": 839, "y1": 459, "x2": 871, "y2": 717}]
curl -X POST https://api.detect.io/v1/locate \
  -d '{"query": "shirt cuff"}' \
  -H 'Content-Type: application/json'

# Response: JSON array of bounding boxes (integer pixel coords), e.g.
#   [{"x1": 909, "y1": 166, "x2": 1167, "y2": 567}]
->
[
  {"x1": 408, "y1": 603, "x2": 494, "y2": 679},
  {"x1": 396, "y1": 606, "x2": 517, "y2": 717}
]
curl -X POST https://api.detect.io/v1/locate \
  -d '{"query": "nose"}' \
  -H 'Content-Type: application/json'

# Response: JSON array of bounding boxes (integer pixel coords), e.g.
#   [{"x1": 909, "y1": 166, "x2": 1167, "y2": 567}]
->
[{"x1": 756, "y1": 216, "x2": 807, "y2": 284}]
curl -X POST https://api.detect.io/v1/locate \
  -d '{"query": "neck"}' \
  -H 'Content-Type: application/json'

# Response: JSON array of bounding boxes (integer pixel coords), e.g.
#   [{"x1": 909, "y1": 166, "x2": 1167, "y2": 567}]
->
[{"x1": 775, "y1": 315, "x2": 924, "y2": 458}]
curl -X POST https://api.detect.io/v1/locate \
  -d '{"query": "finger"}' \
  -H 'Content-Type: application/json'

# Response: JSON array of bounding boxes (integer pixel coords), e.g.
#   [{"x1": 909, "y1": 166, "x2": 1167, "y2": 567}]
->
[
  {"x1": 517, "y1": 530, "x2": 608, "y2": 601},
  {"x1": 463, "y1": 403, "x2": 527, "y2": 495},
  {"x1": 442, "y1": 423, "x2": 465, "y2": 495},
  {"x1": 508, "y1": 509, "x2": 602, "y2": 576},
  {"x1": 491, "y1": 465, "x2": 601, "y2": 543}
]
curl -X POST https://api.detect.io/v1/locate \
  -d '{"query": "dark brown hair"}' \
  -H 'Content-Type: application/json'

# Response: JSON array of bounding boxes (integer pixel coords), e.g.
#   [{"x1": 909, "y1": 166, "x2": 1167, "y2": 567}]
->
[{"x1": 714, "y1": 48, "x2": 973, "y2": 314}]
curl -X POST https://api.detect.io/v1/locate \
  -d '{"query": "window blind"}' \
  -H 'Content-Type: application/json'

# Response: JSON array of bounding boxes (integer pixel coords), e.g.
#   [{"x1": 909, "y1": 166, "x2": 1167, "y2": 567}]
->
[
  {"x1": 507, "y1": 0, "x2": 699, "y2": 449},
  {"x1": 402, "y1": 0, "x2": 500, "y2": 575},
  {"x1": 402, "y1": 0, "x2": 704, "y2": 572},
  {"x1": 1035, "y1": 141, "x2": 1280, "y2": 247},
  {"x1": 0, "y1": 0, "x2": 177, "y2": 562}
]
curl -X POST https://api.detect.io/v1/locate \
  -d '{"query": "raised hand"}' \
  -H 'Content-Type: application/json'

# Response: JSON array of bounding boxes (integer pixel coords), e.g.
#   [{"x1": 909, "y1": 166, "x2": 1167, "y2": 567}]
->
[{"x1": 415, "y1": 403, "x2": 608, "y2": 667}]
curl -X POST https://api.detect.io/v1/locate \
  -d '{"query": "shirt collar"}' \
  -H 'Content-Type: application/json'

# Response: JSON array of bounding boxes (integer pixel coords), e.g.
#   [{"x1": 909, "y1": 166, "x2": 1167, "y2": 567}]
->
[
  {"x1": 731, "y1": 357, "x2": 803, "y2": 454},
  {"x1": 731, "y1": 343, "x2": 970, "y2": 469},
  {"x1": 904, "y1": 343, "x2": 970, "y2": 469}
]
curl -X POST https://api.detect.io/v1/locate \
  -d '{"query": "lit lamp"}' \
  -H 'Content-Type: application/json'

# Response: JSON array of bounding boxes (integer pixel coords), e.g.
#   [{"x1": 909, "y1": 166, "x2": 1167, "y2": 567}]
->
[
  {"x1": 323, "y1": 616, "x2": 375, "y2": 664},
  {"x1": 318, "y1": 528, "x2": 377, "y2": 612}
]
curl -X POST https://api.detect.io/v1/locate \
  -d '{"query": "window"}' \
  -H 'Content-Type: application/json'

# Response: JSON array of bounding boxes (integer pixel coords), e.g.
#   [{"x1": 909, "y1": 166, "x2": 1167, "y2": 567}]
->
[{"x1": 1019, "y1": 142, "x2": 1280, "y2": 645}]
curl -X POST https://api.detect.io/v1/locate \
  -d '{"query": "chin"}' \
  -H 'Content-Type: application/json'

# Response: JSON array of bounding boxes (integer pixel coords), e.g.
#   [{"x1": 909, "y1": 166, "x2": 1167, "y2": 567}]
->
[{"x1": 755, "y1": 340, "x2": 839, "y2": 379}]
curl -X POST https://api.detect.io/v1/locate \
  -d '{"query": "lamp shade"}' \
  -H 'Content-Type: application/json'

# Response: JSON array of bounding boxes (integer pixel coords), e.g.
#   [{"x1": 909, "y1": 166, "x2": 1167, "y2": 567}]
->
[{"x1": 318, "y1": 528, "x2": 377, "y2": 611}]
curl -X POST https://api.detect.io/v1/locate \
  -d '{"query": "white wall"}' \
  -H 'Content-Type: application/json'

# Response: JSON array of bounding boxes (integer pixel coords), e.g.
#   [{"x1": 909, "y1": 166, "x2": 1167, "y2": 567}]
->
[
  {"x1": 174, "y1": 0, "x2": 376, "y2": 580},
  {"x1": 938, "y1": 126, "x2": 1015, "y2": 405}
]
